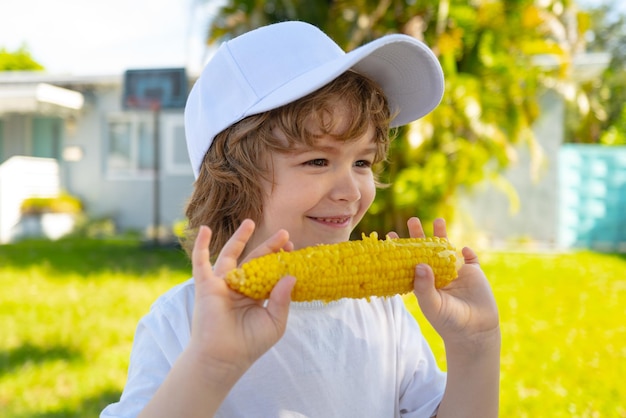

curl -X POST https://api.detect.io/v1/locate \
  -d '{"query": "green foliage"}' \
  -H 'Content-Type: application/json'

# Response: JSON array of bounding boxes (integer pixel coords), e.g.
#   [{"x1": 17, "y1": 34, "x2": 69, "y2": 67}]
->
[
  {"x1": 207, "y1": 0, "x2": 332, "y2": 43},
  {"x1": 566, "y1": 2, "x2": 626, "y2": 144},
  {"x1": 70, "y1": 216, "x2": 120, "y2": 239},
  {"x1": 20, "y1": 193, "x2": 83, "y2": 215},
  {"x1": 599, "y1": 106, "x2": 626, "y2": 145},
  {"x1": 207, "y1": 0, "x2": 573, "y2": 235},
  {"x1": 0, "y1": 45, "x2": 44, "y2": 71},
  {"x1": 172, "y1": 218, "x2": 188, "y2": 238}
]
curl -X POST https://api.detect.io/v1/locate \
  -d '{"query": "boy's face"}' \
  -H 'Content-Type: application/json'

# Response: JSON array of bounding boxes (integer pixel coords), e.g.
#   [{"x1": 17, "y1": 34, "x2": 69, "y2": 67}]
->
[{"x1": 250, "y1": 108, "x2": 377, "y2": 251}]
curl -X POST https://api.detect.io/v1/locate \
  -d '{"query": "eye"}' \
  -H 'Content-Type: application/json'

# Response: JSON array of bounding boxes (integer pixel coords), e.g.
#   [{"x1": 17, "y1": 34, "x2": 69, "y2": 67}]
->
[
  {"x1": 305, "y1": 158, "x2": 328, "y2": 167},
  {"x1": 354, "y1": 160, "x2": 373, "y2": 168}
]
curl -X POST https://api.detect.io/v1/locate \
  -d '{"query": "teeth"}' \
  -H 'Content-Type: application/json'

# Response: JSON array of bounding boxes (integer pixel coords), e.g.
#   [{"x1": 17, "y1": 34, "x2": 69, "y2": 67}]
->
[{"x1": 319, "y1": 217, "x2": 346, "y2": 223}]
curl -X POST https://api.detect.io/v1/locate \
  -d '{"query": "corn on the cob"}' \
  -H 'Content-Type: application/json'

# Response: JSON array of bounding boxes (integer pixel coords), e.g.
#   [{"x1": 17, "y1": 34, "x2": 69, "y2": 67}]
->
[{"x1": 225, "y1": 232, "x2": 457, "y2": 302}]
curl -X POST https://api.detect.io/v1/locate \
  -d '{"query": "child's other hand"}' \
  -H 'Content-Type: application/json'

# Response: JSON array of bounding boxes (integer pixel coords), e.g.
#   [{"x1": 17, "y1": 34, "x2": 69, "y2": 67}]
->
[
  {"x1": 393, "y1": 217, "x2": 500, "y2": 349},
  {"x1": 188, "y1": 219, "x2": 296, "y2": 379}
]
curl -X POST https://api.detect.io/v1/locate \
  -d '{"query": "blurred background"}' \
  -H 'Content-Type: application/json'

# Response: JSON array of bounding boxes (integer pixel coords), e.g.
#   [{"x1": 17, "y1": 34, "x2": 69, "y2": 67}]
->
[{"x1": 1, "y1": 0, "x2": 625, "y2": 417}]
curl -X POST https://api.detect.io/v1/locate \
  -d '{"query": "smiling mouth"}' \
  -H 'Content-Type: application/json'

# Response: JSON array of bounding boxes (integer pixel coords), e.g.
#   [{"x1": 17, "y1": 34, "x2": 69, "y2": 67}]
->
[{"x1": 310, "y1": 216, "x2": 351, "y2": 224}]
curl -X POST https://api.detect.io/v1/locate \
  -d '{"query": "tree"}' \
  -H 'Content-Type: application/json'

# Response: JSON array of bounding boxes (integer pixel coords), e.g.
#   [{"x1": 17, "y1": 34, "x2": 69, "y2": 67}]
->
[
  {"x1": 206, "y1": 0, "x2": 577, "y2": 236},
  {"x1": 0, "y1": 45, "x2": 44, "y2": 71},
  {"x1": 567, "y1": 1, "x2": 626, "y2": 145}
]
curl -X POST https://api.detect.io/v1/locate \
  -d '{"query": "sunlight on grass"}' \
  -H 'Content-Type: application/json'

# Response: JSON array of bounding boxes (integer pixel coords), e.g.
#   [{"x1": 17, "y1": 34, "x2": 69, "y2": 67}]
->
[
  {"x1": 406, "y1": 250, "x2": 626, "y2": 418},
  {"x1": 2, "y1": 239, "x2": 625, "y2": 417},
  {"x1": 0, "y1": 238, "x2": 190, "y2": 417}
]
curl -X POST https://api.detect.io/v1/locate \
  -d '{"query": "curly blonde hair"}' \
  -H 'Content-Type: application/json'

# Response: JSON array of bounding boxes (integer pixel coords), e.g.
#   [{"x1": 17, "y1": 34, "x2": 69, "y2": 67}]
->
[{"x1": 181, "y1": 70, "x2": 394, "y2": 258}]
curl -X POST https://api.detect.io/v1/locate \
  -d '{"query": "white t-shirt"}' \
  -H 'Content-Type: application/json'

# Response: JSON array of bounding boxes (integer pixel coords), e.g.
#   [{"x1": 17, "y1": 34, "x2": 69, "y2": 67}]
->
[{"x1": 101, "y1": 278, "x2": 446, "y2": 418}]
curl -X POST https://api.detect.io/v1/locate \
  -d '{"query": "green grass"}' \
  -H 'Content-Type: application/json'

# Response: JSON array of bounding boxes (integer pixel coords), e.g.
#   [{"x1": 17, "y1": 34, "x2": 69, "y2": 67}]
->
[
  {"x1": 2, "y1": 239, "x2": 625, "y2": 417},
  {"x1": 406, "y1": 250, "x2": 626, "y2": 418},
  {"x1": 0, "y1": 238, "x2": 190, "y2": 417}
]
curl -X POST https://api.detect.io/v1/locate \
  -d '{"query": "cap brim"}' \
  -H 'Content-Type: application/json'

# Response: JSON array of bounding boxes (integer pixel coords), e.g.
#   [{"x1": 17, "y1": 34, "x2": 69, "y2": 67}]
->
[{"x1": 244, "y1": 34, "x2": 444, "y2": 127}]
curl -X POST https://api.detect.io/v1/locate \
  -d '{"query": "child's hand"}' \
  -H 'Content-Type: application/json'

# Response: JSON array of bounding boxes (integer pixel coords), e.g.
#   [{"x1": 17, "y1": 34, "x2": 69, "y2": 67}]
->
[
  {"x1": 188, "y1": 219, "x2": 296, "y2": 379},
  {"x1": 393, "y1": 217, "x2": 499, "y2": 348}
]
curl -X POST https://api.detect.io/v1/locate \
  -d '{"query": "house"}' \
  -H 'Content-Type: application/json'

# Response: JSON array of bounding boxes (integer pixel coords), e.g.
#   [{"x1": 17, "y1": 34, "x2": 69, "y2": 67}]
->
[{"x1": 0, "y1": 70, "x2": 195, "y2": 243}]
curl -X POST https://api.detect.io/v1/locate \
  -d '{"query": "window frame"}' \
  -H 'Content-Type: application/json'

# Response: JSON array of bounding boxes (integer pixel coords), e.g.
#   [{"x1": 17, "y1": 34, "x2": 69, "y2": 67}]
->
[
  {"x1": 105, "y1": 112, "x2": 156, "y2": 180},
  {"x1": 162, "y1": 113, "x2": 192, "y2": 176}
]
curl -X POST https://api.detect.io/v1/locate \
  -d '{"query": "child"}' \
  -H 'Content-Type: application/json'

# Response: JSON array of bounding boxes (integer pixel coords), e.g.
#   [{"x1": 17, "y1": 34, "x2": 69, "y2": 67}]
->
[{"x1": 101, "y1": 21, "x2": 500, "y2": 418}]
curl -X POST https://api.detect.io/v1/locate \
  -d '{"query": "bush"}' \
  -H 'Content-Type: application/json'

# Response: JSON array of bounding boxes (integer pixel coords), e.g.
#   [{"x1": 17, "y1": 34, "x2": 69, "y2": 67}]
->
[{"x1": 20, "y1": 193, "x2": 83, "y2": 215}]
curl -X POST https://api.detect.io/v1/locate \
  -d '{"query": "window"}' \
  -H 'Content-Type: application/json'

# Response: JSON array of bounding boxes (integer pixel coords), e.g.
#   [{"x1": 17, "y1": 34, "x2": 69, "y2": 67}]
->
[
  {"x1": 32, "y1": 117, "x2": 62, "y2": 159},
  {"x1": 106, "y1": 114, "x2": 155, "y2": 178},
  {"x1": 163, "y1": 114, "x2": 192, "y2": 175}
]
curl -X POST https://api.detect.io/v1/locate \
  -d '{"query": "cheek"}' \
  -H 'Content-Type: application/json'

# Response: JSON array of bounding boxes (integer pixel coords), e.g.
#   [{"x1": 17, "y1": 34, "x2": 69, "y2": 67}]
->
[
  {"x1": 360, "y1": 177, "x2": 377, "y2": 209},
  {"x1": 261, "y1": 177, "x2": 311, "y2": 219}
]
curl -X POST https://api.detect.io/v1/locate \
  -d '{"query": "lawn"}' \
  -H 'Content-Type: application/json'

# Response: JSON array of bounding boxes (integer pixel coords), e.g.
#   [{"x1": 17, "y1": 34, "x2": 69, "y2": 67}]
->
[
  {"x1": 0, "y1": 238, "x2": 191, "y2": 417},
  {"x1": 406, "y1": 250, "x2": 626, "y2": 417},
  {"x1": 1, "y1": 238, "x2": 625, "y2": 417}
]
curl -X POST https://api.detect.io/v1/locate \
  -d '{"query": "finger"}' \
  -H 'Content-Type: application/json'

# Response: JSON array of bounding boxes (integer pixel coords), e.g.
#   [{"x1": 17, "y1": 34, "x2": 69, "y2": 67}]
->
[
  {"x1": 462, "y1": 246, "x2": 480, "y2": 265},
  {"x1": 412, "y1": 263, "x2": 441, "y2": 316},
  {"x1": 192, "y1": 225, "x2": 214, "y2": 282},
  {"x1": 386, "y1": 231, "x2": 399, "y2": 239},
  {"x1": 265, "y1": 275, "x2": 296, "y2": 334},
  {"x1": 241, "y1": 229, "x2": 292, "y2": 264},
  {"x1": 433, "y1": 218, "x2": 447, "y2": 239},
  {"x1": 213, "y1": 219, "x2": 256, "y2": 273},
  {"x1": 282, "y1": 240, "x2": 295, "y2": 252},
  {"x1": 407, "y1": 217, "x2": 425, "y2": 238}
]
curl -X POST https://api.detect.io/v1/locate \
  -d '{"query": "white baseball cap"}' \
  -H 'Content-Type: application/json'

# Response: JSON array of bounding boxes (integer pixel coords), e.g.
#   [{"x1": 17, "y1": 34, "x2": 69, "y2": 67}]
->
[{"x1": 185, "y1": 21, "x2": 444, "y2": 178}]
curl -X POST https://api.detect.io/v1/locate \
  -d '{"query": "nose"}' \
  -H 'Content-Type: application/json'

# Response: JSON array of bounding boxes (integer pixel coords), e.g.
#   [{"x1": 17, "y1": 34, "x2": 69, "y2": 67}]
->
[{"x1": 329, "y1": 167, "x2": 361, "y2": 202}]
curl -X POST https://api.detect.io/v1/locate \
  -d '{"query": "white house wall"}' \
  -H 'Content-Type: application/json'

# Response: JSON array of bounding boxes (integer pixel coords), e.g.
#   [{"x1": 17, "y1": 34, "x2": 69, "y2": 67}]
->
[
  {"x1": 62, "y1": 85, "x2": 194, "y2": 235},
  {"x1": 458, "y1": 88, "x2": 563, "y2": 248}
]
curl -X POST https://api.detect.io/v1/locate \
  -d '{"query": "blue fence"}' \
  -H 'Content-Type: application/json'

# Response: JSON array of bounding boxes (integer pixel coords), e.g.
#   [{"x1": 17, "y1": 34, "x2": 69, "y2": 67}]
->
[{"x1": 558, "y1": 144, "x2": 626, "y2": 252}]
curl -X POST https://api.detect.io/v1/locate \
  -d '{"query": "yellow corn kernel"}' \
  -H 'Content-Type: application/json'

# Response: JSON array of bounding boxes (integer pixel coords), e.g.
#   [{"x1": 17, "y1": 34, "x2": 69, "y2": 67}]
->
[{"x1": 225, "y1": 232, "x2": 457, "y2": 302}]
